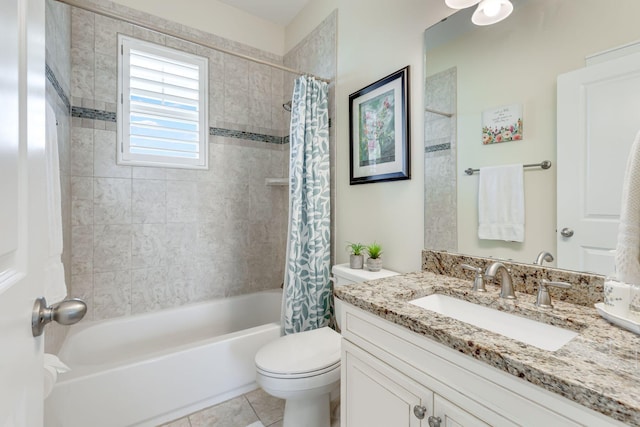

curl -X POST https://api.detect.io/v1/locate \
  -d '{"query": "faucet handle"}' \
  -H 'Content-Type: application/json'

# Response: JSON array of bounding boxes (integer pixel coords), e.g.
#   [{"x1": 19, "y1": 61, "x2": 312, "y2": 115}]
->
[
  {"x1": 460, "y1": 264, "x2": 487, "y2": 292},
  {"x1": 535, "y1": 279, "x2": 571, "y2": 309},
  {"x1": 461, "y1": 263, "x2": 480, "y2": 272}
]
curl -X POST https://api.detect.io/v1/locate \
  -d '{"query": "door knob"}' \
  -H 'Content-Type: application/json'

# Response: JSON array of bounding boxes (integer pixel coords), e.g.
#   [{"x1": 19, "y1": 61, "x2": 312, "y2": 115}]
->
[
  {"x1": 560, "y1": 227, "x2": 574, "y2": 238},
  {"x1": 32, "y1": 297, "x2": 87, "y2": 337},
  {"x1": 428, "y1": 415, "x2": 442, "y2": 427},
  {"x1": 413, "y1": 405, "x2": 427, "y2": 419}
]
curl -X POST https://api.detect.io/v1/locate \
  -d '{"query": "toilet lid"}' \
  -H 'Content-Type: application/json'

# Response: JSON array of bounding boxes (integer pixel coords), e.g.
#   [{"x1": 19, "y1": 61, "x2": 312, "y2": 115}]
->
[{"x1": 255, "y1": 327, "x2": 341, "y2": 375}]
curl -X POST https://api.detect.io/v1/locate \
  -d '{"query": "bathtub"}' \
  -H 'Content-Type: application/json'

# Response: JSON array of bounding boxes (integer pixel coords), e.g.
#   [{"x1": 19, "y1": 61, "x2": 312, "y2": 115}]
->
[{"x1": 45, "y1": 290, "x2": 282, "y2": 427}]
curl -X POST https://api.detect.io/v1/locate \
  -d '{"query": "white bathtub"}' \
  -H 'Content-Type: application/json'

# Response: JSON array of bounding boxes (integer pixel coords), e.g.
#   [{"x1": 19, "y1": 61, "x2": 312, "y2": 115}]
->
[{"x1": 45, "y1": 290, "x2": 282, "y2": 427}]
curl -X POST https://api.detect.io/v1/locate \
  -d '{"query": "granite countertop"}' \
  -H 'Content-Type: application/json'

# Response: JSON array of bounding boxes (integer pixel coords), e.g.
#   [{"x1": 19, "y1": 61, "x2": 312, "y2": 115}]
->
[{"x1": 334, "y1": 271, "x2": 640, "y2": 426}]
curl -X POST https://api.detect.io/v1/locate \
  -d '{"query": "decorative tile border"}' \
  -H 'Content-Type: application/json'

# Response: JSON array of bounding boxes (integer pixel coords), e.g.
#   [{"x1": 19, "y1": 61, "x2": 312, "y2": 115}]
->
[
  {"x1": 425, "y1": 142, "x2": 451, "y2": 153},
  {"x1": 45, "y1": 63, "x2": 71, "y2": 111},
  {"x1": 72, "y1": 106, "x2": 117, "y2": 122},
  {"x1": 71, "y1": 106, "x2": 290, "y2": 145},
  {"x1": 209, "y1": 127, "x2": 286, "y2": 145}
]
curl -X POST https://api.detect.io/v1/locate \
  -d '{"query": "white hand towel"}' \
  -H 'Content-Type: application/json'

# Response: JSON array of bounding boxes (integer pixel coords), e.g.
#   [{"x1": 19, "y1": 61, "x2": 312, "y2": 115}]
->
[
  {"x1": 44, "y1": 103, "x2": 68, "y2": 304},
  {"x1": 615, "y1": 130, "x2": 640, "y2": 285},
  {"x1": 478, "y1": 164, "x2": 525, "y2": 242}
]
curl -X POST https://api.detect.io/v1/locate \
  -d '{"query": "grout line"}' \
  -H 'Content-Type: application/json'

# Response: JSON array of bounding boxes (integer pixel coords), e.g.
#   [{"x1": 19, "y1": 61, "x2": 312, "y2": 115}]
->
[{"x1": 244, "y1": 393, "x2": 261, "y2": 423}]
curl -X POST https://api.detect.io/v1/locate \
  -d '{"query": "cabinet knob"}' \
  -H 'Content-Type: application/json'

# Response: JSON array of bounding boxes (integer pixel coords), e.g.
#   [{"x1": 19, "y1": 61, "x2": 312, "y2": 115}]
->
[
  {"x1": 413, "y1": 405, "x2": 427, "y2": 420},
  {"x1": 428, "y1": 415, "x2": 442, "y2": 427}
]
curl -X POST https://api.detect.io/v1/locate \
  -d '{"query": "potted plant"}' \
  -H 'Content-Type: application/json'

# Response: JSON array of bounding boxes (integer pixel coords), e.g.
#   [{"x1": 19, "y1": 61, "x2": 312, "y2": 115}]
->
[
  {"x1": 346, "y1": 242, "x2": 365, "y2": 269},
  {"x1": 365, "y1": 242, "x2": 383, "y2": 272}
]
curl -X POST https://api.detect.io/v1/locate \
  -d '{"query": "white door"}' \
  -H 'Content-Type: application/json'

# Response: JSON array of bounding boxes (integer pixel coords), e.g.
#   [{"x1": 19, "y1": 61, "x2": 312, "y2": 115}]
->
[
  {"x1": 0, "y1": 0, "x2": 47, "y2": 426},
  {"x1": 557, "y1": 51, "x2": 640, "y2": 274}
]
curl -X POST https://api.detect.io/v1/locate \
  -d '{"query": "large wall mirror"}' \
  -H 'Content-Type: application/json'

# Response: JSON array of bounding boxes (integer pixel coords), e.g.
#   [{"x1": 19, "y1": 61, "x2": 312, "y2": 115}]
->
[{"x1": 423, "y1": 0, "x2": 640, "y2": 275}]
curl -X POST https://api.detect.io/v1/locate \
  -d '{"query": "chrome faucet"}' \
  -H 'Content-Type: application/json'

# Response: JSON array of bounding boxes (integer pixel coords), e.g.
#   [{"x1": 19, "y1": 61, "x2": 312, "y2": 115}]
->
[
  {"x1": 534, "y1": 251, "x2": 554, "y2": 266},
  {"x1": 484, "y1": 262, "x2": 516, "y2": 299}
]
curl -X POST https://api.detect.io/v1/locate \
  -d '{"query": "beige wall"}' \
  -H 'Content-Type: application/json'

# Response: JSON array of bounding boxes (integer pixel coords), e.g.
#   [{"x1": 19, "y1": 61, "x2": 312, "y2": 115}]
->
[
  {"x1": 425, "y1": 0, "x2": 640, "y2": 264},
  {"x1": 110, "y1": 0, "x2": 285, "y2": 55},
  {"x1": 330, "y1": 0, "x2": 451, "y2": 273},
  {"x1": 284, "y1": 1, "x2": 337, "y2": 53},
  {"x1": 287, "y1": 0, "x2": 451, "y2": 273}
]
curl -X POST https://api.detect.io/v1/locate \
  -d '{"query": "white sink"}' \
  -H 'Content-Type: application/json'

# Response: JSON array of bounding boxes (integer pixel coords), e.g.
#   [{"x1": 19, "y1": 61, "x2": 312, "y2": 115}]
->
[{"x1": 409, "y1": 294, "x2": 578, "y2": 351}]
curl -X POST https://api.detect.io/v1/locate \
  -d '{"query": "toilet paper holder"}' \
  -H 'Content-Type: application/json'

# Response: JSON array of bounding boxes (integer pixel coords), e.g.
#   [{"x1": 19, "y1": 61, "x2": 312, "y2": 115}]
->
[{"x1": 32, "y1": 297, "x2": 87, "y2": 337}]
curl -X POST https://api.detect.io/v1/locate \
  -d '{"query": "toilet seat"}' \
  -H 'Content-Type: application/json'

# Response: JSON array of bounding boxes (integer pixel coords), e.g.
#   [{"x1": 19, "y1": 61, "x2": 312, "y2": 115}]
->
[
  {"x1": 257, "y1": 360, "x2": 340, "y2": 379},
  {"x1": 256, "y1": 362, "x2": 340, "y2": 396},
  {"x1": 255, "y1": 327, "x2": 341, "y2": 378}
]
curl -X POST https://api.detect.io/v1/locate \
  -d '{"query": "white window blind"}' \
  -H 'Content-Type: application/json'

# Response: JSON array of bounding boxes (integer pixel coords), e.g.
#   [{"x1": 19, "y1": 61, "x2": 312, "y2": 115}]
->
[{"x1": 117, "y1": 35, "x2": 209, "y2": 169}]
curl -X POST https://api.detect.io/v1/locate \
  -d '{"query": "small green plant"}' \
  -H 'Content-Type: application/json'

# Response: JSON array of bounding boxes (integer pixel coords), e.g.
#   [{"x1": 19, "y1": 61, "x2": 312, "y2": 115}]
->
[
  {"x1": 346, "y1": 242, "x2": 366, "y2": 256},
  {"x1": 366, "y1": 242, "x2": 383, "y2": 259}
]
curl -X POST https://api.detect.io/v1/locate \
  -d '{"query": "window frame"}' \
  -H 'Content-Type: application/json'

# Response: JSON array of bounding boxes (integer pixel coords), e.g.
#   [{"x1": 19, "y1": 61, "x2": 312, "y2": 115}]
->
[{"x1": 117, "y1": 35, "x2": 209, "y2": 169}]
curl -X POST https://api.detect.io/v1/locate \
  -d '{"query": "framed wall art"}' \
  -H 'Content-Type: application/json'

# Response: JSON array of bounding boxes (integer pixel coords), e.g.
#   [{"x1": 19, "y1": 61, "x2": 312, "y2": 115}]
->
[
  {"x1": 349, "y1": 66, "x2": 410, "y2": 185},
  {"x1": 481, "y1": 103, "x2": 523, "y2": 144}
]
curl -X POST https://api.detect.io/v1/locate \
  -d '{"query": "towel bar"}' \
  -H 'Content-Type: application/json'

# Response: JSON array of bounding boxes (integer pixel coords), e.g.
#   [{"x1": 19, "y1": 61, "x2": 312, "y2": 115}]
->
[{"x1": 465, "y1": 160, "x2": 551, "y2": 176}]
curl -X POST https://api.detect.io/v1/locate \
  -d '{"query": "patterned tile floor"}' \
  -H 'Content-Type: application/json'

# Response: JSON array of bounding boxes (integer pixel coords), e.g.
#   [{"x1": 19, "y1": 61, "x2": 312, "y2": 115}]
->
[{"x1": 159, "y1": 388, "x2": 340, "y2": 427}]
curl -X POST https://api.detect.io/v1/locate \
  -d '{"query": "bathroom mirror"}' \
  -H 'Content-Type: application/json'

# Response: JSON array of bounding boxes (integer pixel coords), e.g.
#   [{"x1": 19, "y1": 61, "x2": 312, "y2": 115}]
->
[{"x1": 423, "y1": 0, "x2": 640, "y2": 273}]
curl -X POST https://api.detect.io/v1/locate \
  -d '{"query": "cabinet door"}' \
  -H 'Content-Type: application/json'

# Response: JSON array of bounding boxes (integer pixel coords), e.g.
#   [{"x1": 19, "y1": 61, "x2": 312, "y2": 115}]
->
[
  {"x1": 432, "y1": 394, "x2": 490, "y2": 427},
  {"x1": 343, "y1": 346, "x2": 433, "y2": 427}
]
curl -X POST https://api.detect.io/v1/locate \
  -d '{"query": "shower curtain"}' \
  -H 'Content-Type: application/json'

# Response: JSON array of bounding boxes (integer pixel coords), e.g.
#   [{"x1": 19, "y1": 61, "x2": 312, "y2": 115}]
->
[{"x1": 282, "y1": 75, "x2": 332, "y2": 335}]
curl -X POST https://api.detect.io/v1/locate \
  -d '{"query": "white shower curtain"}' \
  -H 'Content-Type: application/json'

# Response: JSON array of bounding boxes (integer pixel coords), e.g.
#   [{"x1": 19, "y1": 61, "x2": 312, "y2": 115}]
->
[{"x1": 281, "y1": 75, "x2": 332, "y2": 335}]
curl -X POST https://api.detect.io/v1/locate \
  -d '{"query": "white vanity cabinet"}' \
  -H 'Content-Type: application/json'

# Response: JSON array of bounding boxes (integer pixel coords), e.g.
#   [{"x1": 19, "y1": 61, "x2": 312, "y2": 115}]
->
[
  {"x1": 344, "y1": 342, "x2": 493, "y2": 426},
  {"x1": 344, "y1": 344, "x2": 432, "y2": 426},
  {"x1": 340, "y1": 302, "x2": 625, "y2": 427}
]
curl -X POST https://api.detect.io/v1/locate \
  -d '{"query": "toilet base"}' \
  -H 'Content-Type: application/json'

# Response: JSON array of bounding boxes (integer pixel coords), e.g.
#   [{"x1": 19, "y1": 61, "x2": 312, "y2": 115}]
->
[{"x1": 283, "y1": 392, "x2": 330, "y2": 427}]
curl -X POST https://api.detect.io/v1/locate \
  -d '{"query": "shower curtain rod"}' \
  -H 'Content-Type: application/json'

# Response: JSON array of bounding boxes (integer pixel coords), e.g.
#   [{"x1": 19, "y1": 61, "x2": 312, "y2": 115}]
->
[{"x1": 55, "y1": 0, "x2": 331, "y2": 84}]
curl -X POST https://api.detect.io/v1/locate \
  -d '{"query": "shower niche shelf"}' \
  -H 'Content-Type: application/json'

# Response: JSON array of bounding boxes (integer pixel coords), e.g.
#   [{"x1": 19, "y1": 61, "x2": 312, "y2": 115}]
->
[{"x1": 265, "y1": 178, "x2": 289, "y2": 186}]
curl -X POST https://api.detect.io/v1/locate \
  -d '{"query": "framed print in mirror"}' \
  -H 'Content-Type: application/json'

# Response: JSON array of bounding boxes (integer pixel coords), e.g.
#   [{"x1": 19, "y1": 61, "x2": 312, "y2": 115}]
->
[{"x1": 349, "y1": 66, "x2": 410, "y2": 185}]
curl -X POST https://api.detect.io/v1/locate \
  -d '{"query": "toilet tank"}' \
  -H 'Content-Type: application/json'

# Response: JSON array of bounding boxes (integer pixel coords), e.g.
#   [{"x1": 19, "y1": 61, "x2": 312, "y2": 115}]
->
[{"x1": 331, "y1": 264, "x2": 399, "y2": 328}]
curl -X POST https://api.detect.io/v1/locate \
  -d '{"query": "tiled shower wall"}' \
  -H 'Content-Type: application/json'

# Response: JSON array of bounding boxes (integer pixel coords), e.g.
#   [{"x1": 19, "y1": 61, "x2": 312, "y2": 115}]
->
[
  {"x1": 45, "y1": 0, "x2": 72, "y2": 353},
  {"x1": 67, "y1": 1, "x2": 301, "y2": 321},
  {"x1": 424, "y1": 67, "x2": 457, "y2": 251}
]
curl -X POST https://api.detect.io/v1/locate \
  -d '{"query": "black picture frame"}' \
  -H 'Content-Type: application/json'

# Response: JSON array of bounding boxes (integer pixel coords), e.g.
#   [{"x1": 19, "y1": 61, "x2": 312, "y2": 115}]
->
[{"x1": 349, "y1": 66, "x2": 410, "y2": 185}]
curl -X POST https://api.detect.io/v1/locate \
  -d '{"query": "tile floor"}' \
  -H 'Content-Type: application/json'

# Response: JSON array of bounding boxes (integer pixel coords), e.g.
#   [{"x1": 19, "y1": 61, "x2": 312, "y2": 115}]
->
[{"x1": 159, "y1": 388, "x2": 340, "y2": 427}]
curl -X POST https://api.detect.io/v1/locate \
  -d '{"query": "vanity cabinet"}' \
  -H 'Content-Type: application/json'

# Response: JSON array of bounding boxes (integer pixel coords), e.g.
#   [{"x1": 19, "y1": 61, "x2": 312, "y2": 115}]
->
[
  {"x1": 340, "y1": 302, "x2": 625, "y2": 427},
  {"x1": 344, "y1": 342, "x2": 493, "y2": 426},
  {"x1": 344, "y1": 344, "x2": 431, "y2": 426}
]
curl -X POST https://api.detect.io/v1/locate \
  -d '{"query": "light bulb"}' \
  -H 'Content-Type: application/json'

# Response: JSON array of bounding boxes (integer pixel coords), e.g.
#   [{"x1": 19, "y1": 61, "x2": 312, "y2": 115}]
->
[
  {"x1": 472, "y1": 0, "x2": 513, "y2": 25},
  {"x1": 483, "y1": 0, "x2": 501, "y2": 17}
]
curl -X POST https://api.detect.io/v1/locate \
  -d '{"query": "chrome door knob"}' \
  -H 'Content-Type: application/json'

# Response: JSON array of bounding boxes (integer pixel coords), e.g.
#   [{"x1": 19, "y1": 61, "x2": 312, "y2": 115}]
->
[
  {"x1": 428, "y1": 415, "x2": 442, "y2": 427},
  {"x1": 32, "y1": 297, "x2": 87, "y2": 337},
  {"x1": 413, "y1": 405, "x2": 427, "y2": 420},
  {"x1": 560, "y1": 227, "x2": 574, "y2": 238}
]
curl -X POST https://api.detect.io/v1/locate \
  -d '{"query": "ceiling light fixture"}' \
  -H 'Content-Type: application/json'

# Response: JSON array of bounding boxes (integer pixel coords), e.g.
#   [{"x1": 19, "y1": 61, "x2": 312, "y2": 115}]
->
[
  {"x1": 445, "y1": 0, "x2": 514, "y2": 26},
  {"x1": 472, "y1": 0, "x2": 513, "y2": 25}
]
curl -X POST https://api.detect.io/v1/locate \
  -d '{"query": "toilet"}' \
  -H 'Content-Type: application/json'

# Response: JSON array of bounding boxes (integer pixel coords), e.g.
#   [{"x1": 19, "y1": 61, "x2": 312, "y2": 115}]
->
[{"x1": 255, "y1": 264, "x2": 399, "y2": 427}]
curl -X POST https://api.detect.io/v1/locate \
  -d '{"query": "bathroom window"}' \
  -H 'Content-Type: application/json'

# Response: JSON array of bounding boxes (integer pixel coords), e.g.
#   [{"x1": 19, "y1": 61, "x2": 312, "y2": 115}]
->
[{"x1": 117, "y1": 35, "x2": 209, "y2": 169}]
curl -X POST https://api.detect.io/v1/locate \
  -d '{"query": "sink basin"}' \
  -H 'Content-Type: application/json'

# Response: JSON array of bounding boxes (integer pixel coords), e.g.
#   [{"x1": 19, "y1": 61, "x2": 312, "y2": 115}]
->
[{"x1": 409, "y1": 294, "x2": 578, "y2": 351}]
